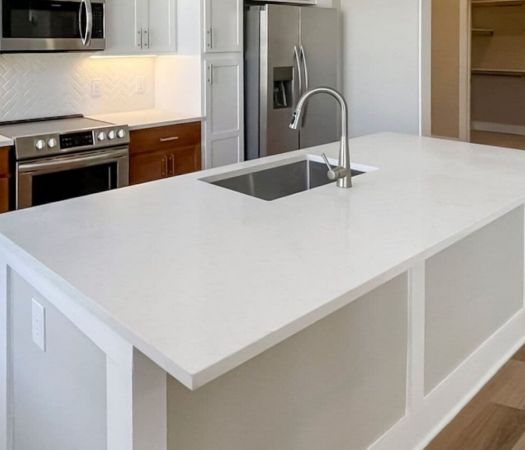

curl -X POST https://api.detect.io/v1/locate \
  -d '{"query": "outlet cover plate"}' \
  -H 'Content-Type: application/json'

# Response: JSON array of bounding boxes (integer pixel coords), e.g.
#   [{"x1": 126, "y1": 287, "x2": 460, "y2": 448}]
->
[{"x1": 31, "y1": 298, "x2": 46, "y2": 352}]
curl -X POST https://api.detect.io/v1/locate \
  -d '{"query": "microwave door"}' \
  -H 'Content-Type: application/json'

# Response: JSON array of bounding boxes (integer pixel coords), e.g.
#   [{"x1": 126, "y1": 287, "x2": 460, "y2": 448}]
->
[{"x1": 0, "y1": 0, "x2": 106, "y2": 52}]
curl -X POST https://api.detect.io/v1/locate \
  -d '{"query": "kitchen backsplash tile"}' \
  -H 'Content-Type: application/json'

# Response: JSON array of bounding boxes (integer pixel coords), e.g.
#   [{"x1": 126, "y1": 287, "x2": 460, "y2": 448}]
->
[{"x1": 0, "y1": 54, "x2": 155, "y2": 121}]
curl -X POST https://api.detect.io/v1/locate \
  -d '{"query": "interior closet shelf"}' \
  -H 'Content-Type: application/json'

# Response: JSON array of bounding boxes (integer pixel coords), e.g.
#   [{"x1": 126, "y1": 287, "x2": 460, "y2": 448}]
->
[
  {"x1": 472, "y1": 0, "x2": 524, "y2": 7},
  {"x1": 472, "y1": 28, "x2": 495, "y2": 36},
  {"x1": 472, "y1": 68, "x2": 525, "y2": 77}
]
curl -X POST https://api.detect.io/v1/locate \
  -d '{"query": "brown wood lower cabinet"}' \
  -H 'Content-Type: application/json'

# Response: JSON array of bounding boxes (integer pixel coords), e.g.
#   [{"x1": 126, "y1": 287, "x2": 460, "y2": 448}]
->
[
  {"x1": 129, "y1": 122, "x2": 202, "y2": 185},
  {"x1": 0, "y1": 147, "x2": 10, "y2": 213}
]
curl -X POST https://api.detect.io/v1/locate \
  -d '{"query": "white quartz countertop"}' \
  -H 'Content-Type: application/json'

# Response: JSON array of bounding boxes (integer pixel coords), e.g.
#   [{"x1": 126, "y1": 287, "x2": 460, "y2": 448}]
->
[
  {"x1": 0, "y1": 135, "x2": 13, "y2": 147},
  {"x1": 89, "y1": 109, "x2": 203, "y2": 130},
  {"x1": 2, "y1": 133, "x2": 525, "y2": 389}
]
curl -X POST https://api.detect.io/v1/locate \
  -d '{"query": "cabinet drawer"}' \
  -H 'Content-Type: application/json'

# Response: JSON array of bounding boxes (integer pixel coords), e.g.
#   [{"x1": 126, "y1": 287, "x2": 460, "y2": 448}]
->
[{"x1": 130, "y1": 122, "x2": 201, "y2": 155}]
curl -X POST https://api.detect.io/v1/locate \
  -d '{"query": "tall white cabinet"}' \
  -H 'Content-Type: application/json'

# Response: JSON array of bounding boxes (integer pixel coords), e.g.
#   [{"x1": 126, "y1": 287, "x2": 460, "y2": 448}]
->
[
  {"x1": 202, "y1": 0, "x2": 244, "y2": 168},
  {"x1": 205, "y1": 57, "x2": 243, "y2": 168}
]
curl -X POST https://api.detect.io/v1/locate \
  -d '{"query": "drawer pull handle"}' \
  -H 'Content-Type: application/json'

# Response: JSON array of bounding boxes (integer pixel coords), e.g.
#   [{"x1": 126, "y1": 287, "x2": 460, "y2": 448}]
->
[{"x1": 160, "y1": 136, "x2": 180, "y2": 143}]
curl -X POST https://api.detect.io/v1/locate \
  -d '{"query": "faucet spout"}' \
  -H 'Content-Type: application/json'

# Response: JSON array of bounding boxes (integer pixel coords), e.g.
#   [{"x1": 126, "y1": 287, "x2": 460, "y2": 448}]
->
[{"x1": 289, "y1": 87, "x2": 351, "y2": 188}]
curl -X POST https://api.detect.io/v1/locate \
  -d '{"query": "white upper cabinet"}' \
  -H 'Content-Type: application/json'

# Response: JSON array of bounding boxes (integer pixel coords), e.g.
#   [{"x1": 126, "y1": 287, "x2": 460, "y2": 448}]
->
[
  {"x1": 104, "y1": 0, "x2": 137, "y2": 54},
  {"x1": 204, "y1": 0, "x2": 243, "y2": 53},
  {"x1": 147, "y1": 0, "x2": 177, "y2": 53},
  {"x1": 105, "y1": 0, "x2": 176, "y2": 55}
]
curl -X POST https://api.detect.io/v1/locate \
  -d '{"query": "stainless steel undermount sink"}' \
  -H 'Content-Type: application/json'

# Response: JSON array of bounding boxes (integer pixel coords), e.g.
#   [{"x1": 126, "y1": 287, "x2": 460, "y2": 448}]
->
[{"x1": 202, "y1": 156, "x2": 375, "y2": 201}]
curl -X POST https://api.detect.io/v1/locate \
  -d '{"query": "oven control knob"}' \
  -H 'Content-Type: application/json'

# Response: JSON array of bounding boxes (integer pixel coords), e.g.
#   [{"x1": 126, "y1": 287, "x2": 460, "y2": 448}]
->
[
  {"x1": 97, "y1": 131, "x2": 106, "y2": 142},
  {"x1": 35, "y1": 139, "x2": 46, "y2": 151},
  {"x1": 117, "y1": 129, "x2": 126, "y2": 139},
  {"x1": 108, "y1": 130, "x2": 116, "y2": 140},
  {"x1": 47, "y1": 138, "x2": 57, "y2": 149}
]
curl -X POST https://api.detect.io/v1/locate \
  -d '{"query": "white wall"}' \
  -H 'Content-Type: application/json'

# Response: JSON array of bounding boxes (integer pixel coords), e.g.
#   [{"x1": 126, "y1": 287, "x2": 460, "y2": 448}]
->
[
  {"x1": 339, "y1": 0, "x2": 422, "y2": 136},
  {"x1": 155, "y1": 55, "x2": 202, "y2": 115}
]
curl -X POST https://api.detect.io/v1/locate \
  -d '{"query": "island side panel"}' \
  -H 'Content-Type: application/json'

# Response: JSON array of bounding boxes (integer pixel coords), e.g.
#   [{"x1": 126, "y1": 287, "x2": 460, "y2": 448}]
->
[
  {"x1": 424, "y1": 206, "x2": 525, "y2": 394},
  {"x1": 8, "y1": 270, "x2": 107, "y2": 450},
  {"x1": 167, "y1": 274, "x2": 409, "y2": 450},
  {"x1": 0, "y1": 259, "x2": 9, "y2": 450}
]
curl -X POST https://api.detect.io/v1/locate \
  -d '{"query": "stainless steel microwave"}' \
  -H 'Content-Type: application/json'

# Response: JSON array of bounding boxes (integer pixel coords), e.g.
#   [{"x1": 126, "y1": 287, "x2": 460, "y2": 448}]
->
[{"x1": 0, "y1": 0, "x2": 105, "y2": 53}]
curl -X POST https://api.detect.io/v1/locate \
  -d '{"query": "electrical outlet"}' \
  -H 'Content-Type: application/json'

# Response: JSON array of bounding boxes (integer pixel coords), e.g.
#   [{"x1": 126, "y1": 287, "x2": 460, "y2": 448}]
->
[
  {"x1": 91, "y1": 79, "x2": 102, "y2": 98},
  {"x1": 135, "y1": 76, "x2": 146, "y2": 95},
  {"x1": 31, "y1": 299, "x2": 46, "y2": 352}
]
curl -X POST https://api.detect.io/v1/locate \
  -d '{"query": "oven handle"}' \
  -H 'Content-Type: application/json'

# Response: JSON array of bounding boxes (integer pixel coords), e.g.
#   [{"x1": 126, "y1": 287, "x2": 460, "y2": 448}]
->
[{"x1": 18, "y1": 148, "x2": 128, "y2": 175}]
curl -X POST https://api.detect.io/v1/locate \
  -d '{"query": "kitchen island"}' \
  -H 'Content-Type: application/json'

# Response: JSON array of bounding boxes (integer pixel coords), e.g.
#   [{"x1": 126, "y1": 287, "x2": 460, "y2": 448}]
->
[{"x1": 2, "y1": 133, "x2": 525, "y2": 450}]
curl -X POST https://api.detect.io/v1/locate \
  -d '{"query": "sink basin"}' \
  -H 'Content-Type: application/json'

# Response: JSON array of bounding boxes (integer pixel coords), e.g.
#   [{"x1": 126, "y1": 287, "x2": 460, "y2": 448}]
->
[{"x1": 203, "y1": 156, "x2": 369, "y2": 201}]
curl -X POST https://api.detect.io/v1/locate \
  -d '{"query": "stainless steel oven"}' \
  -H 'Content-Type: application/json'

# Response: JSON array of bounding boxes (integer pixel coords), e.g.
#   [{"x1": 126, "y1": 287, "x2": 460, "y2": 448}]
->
[
  {"x1": 0, "y1": 115, "x2": 129, "y2": 209},
  {"x1": 0, "y1": 0, "x2": 105, "y2": 52},
  {"x1": 16, "y1": 147, "x2": 128, "y2": 209}
]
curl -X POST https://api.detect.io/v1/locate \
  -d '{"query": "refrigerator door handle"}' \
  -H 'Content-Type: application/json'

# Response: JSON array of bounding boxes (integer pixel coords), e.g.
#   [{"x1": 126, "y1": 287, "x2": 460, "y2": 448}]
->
[
  {"x1": 300, "y1": 45, "x2": 310, "y2": 128},
  {"x1": 300, "y1": 45, "x2": 309, "y2": 92},
  {"x1": 293, "y1": 45, "x2": 303, "y2": 105}
]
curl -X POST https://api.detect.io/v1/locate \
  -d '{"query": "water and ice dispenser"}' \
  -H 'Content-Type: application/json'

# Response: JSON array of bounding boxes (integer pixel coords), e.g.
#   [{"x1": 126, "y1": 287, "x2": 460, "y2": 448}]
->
[{"x1": 273, "y1": 67, "x2": 293, "y2": 109}]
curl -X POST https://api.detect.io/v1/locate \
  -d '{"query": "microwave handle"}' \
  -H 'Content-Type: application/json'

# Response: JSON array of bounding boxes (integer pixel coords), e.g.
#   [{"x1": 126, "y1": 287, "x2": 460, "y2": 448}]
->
[{"x1": 79, "y1": 0, "x2": 93, "y2": 47}]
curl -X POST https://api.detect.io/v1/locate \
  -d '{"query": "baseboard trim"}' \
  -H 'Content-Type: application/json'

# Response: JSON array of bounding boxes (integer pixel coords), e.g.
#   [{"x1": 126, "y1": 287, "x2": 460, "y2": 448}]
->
[{"x1": 472, "y1": 121, "x2": 525, "y2": 137}]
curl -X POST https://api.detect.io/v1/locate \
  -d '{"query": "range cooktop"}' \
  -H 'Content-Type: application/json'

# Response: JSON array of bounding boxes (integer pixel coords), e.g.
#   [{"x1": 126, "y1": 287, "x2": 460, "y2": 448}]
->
[{"x1": 0, "y1": 115, "x2": 130, "y2": 160}]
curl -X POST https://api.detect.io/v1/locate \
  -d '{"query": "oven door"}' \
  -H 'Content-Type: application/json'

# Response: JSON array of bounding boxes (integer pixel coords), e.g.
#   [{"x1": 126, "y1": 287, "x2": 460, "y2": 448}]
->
[
  {"x1": 16, "y1": 147, "x2": 128, "y2": 209},
  {"x1": 0, "y1": 0, "x2": 105, "y2": 52}
]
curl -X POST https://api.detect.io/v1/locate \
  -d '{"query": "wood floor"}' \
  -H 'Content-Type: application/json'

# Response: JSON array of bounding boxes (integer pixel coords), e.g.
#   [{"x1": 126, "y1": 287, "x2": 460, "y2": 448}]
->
[
  {"x1": 427, "y1": 345, "x2": 525, "y2": 450},
  {"x1": 470, "y1": 130, "x2": 525, "y2": 151}
]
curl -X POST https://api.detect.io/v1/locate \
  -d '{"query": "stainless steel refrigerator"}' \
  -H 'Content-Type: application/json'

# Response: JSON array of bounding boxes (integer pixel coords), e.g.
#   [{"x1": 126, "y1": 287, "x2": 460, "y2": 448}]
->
[{"x1": 245, "y1": 4, "x2": 340, "y2": 160}]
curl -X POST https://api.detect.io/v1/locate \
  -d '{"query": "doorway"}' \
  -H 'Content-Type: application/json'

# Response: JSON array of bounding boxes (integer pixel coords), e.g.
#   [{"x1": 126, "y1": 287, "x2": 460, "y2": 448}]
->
[{"x1": 431, "y1": 0, "x2": 525, "y2": 150}]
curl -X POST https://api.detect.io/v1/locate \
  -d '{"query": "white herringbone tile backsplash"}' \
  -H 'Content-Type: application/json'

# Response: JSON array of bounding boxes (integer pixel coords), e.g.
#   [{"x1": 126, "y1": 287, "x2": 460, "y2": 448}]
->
[{"x1": 0, "y1": 54, "x2": 155, "y2": 121}]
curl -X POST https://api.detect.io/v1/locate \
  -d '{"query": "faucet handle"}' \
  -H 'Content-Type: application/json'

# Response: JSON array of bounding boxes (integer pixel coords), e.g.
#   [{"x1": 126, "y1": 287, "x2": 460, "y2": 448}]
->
[{"x1": 321, "y1": 153, "x2": 338, "y2": 181}]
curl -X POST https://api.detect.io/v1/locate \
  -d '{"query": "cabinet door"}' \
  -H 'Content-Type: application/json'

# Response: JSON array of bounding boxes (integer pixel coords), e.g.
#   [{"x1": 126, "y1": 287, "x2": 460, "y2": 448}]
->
[
  {"x1": 204, "y1": 0, "x2": 242, "y2": 53},
  {"x1": 146, "y1": 0, "x2": 176, "y2": 52},
  {"x1": 131, "y1": 146, "x2": 201, "y2": 184},
  {"x1": 130, "y1": 150, "x2": 170, "y2": 185},
  {"x1": 208, "y1": 136, "x2": 241, "y2": 168},
  {"x1": 204, "y1": 56, "x2": 244, "y2": 168},
  {"x1": 207, "y1": 59, "x2": 241, "y2": 136},
  {"x1": 105, "y1": 0, "x2": 143, "y2": 54},
  {"x1": 105, "y1": 0, "x2": 175, "y2": 54},
  {"x1": 170, "y1": 145, "x2": 202, "y2": 176}
]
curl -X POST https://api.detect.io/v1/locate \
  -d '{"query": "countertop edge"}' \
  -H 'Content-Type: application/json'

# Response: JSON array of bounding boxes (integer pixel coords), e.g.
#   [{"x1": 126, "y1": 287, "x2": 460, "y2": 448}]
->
[
  {"x1": 87, "y1": 110, "x2": 204, "y2": 131},
  {"x1": 0, "y1": 136, "x2": 13, "y2": 147}
]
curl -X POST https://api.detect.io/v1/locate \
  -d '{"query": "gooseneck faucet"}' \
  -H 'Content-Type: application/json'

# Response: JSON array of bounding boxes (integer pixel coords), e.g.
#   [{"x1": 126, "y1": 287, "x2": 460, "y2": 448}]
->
[{"x1": 289, "y1": 87, "x2": 352, "y2": 188}]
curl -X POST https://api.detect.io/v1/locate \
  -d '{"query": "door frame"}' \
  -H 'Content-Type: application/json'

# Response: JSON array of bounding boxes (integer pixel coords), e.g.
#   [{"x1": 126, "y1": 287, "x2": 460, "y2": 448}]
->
[
  {"x1": 420, "y1": 0, "x2": 471, "y2": 141},
  {"x1": 458, "y1": 0, "x2": 472, "y2": 142}
]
